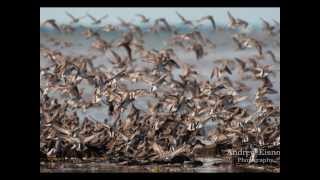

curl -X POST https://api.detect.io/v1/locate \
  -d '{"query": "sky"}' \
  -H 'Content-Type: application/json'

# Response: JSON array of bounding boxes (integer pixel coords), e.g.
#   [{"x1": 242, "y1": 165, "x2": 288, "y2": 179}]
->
[{"x1": 40, "y1": 8, "x2": 280, "y2": 26}]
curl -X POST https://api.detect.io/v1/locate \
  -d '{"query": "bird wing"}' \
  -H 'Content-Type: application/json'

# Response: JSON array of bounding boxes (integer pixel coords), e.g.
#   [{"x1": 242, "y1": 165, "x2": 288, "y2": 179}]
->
[
  {"x1": 260, "y1": 18, "x2": 269, "y2": 27},
  {"x1": 87, "y1": 13, "x2": 97, "y2": 22},
  {"x1": 65, "y1": 11, "x2": 76, "y2": 21},
  {"x1": 47, "y1": 20, "x2": 62, "y2": 32},
  {"x1": 235, "y1": 57, "x2": 246, "y2": 70},
  {"x1": 109, "y1": 49, "x2": 122, "y2": 63},
  {"x1": 197, "y1": 16, "x2": 208, "y2": 22},
  {"x1": 227, "y1": 11, "x2": 236, "y2": 24},
  {"x1": 255, "y1": 42, "x2": 263, "y2": 56},
  {"x1": 237, "y1": 18, "x2": 248, "y2": 27},
  {"x1": 248, "y1": 58, "x2": 258, "y2": 68},
  {"x1": 136, "y1": 14, "x2": 146, "y2": 21},
  {"x1": 209, "y1": 17, "x2": 216, "y2": 30},
  {"x1": 193, "y1": 31, "x2": 205, "y2": 44},
  {"x1": 121, "y1": 44, "x2": 132, "y2": 61},
  {"x1": 160, "y1": 19, "x2": 172, "y2": 31},
  {"x1": 266, "y1": 87, "x2": 278, "y2": 94},
  {"x1": 118, "y1": 17, "x2": 129, "y2": 26},
  {"x1": 153, "y1": 74, "x2": 168, "y2": 85},
  {"x1": 266, "y1": 51, "x2": 276, "y2": 62},
  {"x1": 272, "y1": 19, "x2": 280, "y2": 26},
  {"x1": 166, "y1": 59, "x2": 180, "y2": 69},
  {"x1": 99, "y1": 14, "x2": 108, "y2": 21},
  {"x1": 176, "y1": 12, "x2": 187, "y2": 22},
  {"x1": 224, "y1": 65, "x2": 232, "y2": 75},
  {"x1": 232, "y1": 37, "x2": 243, "y2": 49},
  {"x1": 210, "y1": 67, "x2": 215, "y2": 79},
  {"x1": 78, "y1": 15, "x2": 87, "y2": 20},
  {"x1": 193, "y1": 43, "x2": 204, "y2": 59}
]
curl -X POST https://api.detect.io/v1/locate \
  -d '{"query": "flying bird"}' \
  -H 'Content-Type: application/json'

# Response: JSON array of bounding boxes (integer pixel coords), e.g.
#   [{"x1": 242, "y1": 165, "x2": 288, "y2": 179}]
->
[
  {"x1": 87, "y1": 13, "x2": 108, "y2": 25},
  {"x1": 260, "y1": 18, "x2": 275, "y2": 35},
  {"x1": 266, "y1": 50, "x2": 280, "y2": 63},
  {"x1": 154, "y1": 18, "x2": 172, "y2": 32},
  {"x1": 136, "y1": 14, "x2": 150, "y2": 23},
  {"x1": 227, "y1": 11, "x2": 248, "y2": 29},
  {"x1": 117, "y1": 32, "x2": 133, "y2": 61},
  {"x1": 176, "y1": 11, "x2": 194, "y2": 27},
  {"x1": 42, "y1": 19, "x2": 61, "y2": 32},
  {"x1": 197, "y1": 16, "x2": 216, "y2": 31},
  {"x1": 65, "y1": 11, "x2": 86, "y2": 24}
]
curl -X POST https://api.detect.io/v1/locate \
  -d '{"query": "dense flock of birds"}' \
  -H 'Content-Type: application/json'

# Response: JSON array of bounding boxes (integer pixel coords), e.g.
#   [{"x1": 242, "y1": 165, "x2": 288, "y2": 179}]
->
[{"x1": 40, "y1": 11, "x2": 280, "y2": 170}]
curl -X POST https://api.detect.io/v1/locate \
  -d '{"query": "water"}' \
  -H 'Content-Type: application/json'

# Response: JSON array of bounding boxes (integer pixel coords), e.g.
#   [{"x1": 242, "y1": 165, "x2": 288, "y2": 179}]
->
[{"x1": 40, "y1": 158, "x2": 266, "y2": 173}]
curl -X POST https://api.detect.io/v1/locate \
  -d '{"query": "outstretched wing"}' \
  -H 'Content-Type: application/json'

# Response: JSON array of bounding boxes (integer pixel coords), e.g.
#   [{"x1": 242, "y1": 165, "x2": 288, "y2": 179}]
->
[
  {"x1": 208, "y1": 16, "x2": 216, "y2": 31},
  {"x1": 136, "y1": 14, "x2": 147, "y2": 21},
  {"x1": 227, "y1": 11, "x2": 236, "y2": 24},
  {"x1": 255, "y1": 42, "x2": 263, "y2": 56},
  {"x1": 260, "y1": 17, "x2": 270, "y2": 28},
  {"x1": 43, "y1": 20, "x2": 61, "y2": 32},
  {"x1": 65, "y1": 11, "x2": 76, "y2": 21},
  {"x1": 210, "y1": 67, "x2": 216, "y2": 79},
  {"x1": 160, "y1": 18, "x2": 172, "y2": 32},
  {"x1": 109, "y1": 49, "x2": 122, "y2": 64},
  {"x1": 234, "y1": 57, "x2": 246, "y2": 70},
  {"x1": 232, "y1": 37, "x2": 243, "y2": 49},
  {"x1": 98, "y1": 14, "x2": 108, "y2": 21},
  {"x1": 176, "y1": 11, "x2": 187, "y2": 22},
  {"x1": 87, "y1": 13, "x2": 97, "y2": 22}
]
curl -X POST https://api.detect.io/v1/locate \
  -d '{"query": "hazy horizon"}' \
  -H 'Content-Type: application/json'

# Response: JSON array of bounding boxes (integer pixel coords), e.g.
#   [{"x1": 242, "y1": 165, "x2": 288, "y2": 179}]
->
[{"x1": 40, "y1": 7, "x2": 280, "y2": 26}]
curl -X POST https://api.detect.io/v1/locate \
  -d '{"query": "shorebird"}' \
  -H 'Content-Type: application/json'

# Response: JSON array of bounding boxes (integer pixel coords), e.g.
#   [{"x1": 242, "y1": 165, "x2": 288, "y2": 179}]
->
[
  {"x1": 117, "y1": 32, "x2": 133, "y2": 61},
  {"x1": 102, "y1": 24, "x2": 118, "y2": 32},
  {"x1": 144, "y1": 74, "x2": 168, "y2": 95},
  {"x1": 82, "y1": 28, "x2": 100, "y2": 39},
  {"x1": 108, "y1": 49, "x2": 129, "y2": 68},
  {"x1": 210, "y1": 64, "x2": 232, "y2": 80},
  {"x1": 65, "y1": 11, "x2": 86, "y2": 24},
  {"x1": 265, "y1": 50, "x2": 280, "y2": 63},
  {"x1": 232, "y1": 37, "x2": 245, "y2": 50},
  {"x1": 87, "y1": 13, "x2": 108, "y2": 25},
  {"x1": 197, "y1": 16, "x2": 216, "y2": 31},
  {"x1": 176, "y1": 11, "x2": 194, "y2": 27},
  {"x1": 227, "y1": 11, "x2": 248, "y2": 29},
  {"x1": 136, "y1": 14, "x2": 150, "y2": 23},
  {"x1": 117, "y1": 17, "x2": 131, "y2": 28},
  {"x1": 42, "y1": 19, "x2": 61, "y2": 32},
  {"x1": 191, "y1": 42, "x2": 205, "y2": 60},
  {"x1": 129, "y1": 24, "x2": 144, "y2": 38},
  {"x1": 154, "y1": 18, "x2": 172, "y2": 32},
  {"x1": 91, "y1": 36, "x2": 112, "y2": 53},
  {"x1": 60, "y1": 24, "x2": 75, "y2": 34},
  {"x1": 260, "y1": 18, "x2": 275, "y2": 35},
  {"x1": 234, "y1": 57, "x2": 249, "y2": 72},
  {"x1": 204, "y1": 37, "x2": 216, "y2": 48},
  {"x1": 243, "y1": 38, "x2": 264, "y2": 57},
  {"x1": 273, "y1": 19, "x2": 280, "y2": 27}
]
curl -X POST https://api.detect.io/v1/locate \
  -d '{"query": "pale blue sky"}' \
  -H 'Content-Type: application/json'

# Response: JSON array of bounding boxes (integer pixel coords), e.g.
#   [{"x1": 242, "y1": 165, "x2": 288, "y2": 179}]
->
[{"x1": 40, "y1": 8, "x2": 280, "y2": 25}]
